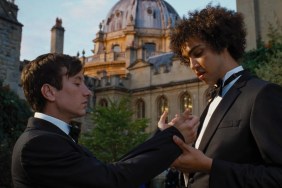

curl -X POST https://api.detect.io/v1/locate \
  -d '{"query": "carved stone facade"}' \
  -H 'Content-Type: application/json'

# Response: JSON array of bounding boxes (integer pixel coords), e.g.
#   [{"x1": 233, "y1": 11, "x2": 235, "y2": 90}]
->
[
  {"x1": 81, "y1": 0, "x2": 209, "y2": 131},
  {"x1": 81, "y1": 0, "x2": 282, "y2": 131},
  {"x1": 0, "y1": 0, "x2": 22, "y2": 95},
  {"x1": 1, "y1": 0, "x2": 282, "y2": 131}
]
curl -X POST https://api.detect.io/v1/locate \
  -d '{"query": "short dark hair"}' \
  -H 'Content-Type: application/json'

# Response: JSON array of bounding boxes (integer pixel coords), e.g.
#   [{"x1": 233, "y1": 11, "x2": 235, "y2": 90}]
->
[
  {"x1": 21, "y1": 53, "x2": 83, "y2": 112},
  {"x1": 170, "y1": 5, "x2": 246, "y2": 65}
]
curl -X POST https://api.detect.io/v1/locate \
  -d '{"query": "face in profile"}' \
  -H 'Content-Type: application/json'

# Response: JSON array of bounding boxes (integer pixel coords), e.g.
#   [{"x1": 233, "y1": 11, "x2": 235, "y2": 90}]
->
[
  {"x1": 182, "y1": 38, "x2": 227, "y2": 85},
  {"x1": 51, "y1": 68, "x2": 92, "y2": 121}
]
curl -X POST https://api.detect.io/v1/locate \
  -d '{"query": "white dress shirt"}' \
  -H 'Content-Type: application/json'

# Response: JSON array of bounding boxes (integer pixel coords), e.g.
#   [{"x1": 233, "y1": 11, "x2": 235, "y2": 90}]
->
[{"x1": 195, "y1": 66, "x2": 244, "y2": 149}]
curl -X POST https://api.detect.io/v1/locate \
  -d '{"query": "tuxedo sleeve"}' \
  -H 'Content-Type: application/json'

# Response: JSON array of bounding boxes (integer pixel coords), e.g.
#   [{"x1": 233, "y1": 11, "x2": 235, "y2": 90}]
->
[
  {"x1": 20, "y1": 126, "x2": 183, "y2": 188},
  {"x1": 209, "y1": 83, "x2": 282, "y2": 188}
]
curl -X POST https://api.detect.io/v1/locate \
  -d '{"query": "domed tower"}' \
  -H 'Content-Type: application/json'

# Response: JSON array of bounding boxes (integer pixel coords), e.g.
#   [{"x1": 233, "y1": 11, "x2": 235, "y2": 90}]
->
[{"x1": 83, "y1": 0, "x2": 180, "y2": 78}]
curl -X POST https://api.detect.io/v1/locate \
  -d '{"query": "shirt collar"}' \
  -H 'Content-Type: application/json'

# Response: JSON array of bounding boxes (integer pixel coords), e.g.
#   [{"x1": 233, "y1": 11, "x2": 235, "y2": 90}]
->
[
  {"x1": 222, "y1": 66, "x2": 244, "y2": 83},
  {"x1": 34, "y1": 112, "x2": 70, "y2": 135}
]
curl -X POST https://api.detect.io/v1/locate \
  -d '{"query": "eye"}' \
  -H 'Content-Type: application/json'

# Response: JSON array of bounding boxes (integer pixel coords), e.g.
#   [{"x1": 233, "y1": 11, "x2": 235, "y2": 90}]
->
[
  {"x1": 74, "y1": 82, "x2": 81, "y2": 86},
  {"x1": 192, "y1": 48, "x2": 204, "y2": 58}
]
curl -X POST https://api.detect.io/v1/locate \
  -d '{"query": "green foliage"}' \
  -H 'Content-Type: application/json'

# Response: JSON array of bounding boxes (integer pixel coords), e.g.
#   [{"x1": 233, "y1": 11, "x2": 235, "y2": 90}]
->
[
  {"x1": 0, "y1": 81, "x2": 32, "y2": 187},
  {"x1": 240, "y1": 43, "x2": 272, "y2": 75},
  {"x1": 255, "y1": 50, "x2": 282, "y2": 86},
  {"x1": 241, "y1": 22, "x2": 282, "y2": 85},
  {"x1": 79, "y1": 97, "x2": 149, "y2": 163},
  {"x1": 267, "y1": 21, "x2": 282, "y2": 45}
]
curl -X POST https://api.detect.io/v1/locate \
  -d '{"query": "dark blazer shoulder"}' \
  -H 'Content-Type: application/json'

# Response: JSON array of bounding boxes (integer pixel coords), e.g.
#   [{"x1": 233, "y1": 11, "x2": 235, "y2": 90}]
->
[{"x1": 17, "y1": 117, "x2": 71, "y2": 142}]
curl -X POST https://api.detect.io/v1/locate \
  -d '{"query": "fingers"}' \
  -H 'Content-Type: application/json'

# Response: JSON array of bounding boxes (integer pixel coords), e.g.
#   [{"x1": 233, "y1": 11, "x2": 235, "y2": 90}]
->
[
  {"x1": 158, "y1": 110, "x2": 169, "y2": 130},
  {"x1": 182, "y1": 108, "x2": 191, "y2": 119},
  {"x1": 159, "y1": 110, "x2": 168, "y2": 122},
  {"x1": 173, "y1": 109, "x2": 192, "y2": 125},
  {"x1": 173, "y1": 135, "x2": 190, "y2": 152},
  {"x1": 185, "y1": 115, "x2": 199, "y2": 127},
  {"x1": 168, "y1": 115, "x2": 179, "y2": 125}
]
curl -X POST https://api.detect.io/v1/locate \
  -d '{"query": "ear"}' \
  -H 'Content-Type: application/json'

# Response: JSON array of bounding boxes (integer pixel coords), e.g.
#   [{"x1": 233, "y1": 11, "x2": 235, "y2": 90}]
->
[{"x1": 41, "y1": 84, "x2": 56, "y2": 101}]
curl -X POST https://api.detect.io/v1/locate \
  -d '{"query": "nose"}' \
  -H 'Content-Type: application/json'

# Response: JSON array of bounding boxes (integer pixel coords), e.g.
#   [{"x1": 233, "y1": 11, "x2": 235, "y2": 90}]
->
[
  {"x1": 189, "y1": 58, "x2": 199, "y2": 70},
  {"x1": 83, "y1": 83, "x2": 93, "y2": 97},
  {"x1": 87, "y1": 89, "x2": 93, "y2": 97}
]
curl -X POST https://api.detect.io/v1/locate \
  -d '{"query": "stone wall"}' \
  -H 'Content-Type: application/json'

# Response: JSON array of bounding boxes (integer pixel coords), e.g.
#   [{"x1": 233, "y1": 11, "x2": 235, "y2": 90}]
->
[{"x1": 0, "y1": 0, "x2": 23, "y2": 96}]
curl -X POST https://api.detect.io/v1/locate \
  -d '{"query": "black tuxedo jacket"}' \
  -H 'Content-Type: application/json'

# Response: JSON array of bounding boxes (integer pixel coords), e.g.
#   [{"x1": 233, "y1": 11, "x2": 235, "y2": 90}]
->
[
  {"x1": 189, "y1": 71, "x2": 282, "y2": 188},
  {"x1": 12, "y1": 117, "x2": 184, "y2": 188}
]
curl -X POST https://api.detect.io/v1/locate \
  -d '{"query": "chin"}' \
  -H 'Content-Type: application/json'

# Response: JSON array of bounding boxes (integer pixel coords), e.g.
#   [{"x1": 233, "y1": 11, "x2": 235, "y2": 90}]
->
[
  {"x1": 76, "y1": 111, "x2": 86, "y2": 117},
  {"x1": 205, "y1": 80, "x2": 215, "y2": 86},
  {"x1": 201, "y1": 79, "x2": 209, "y2": 85}
]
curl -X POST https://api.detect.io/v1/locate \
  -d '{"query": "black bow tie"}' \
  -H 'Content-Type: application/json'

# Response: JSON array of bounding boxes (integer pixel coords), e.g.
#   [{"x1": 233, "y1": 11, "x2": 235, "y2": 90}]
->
[
  {"x1": 210, "y1": 70, "x2": 244, "y2": 98},
  {"x1": 209, "y1": 79, "x2": 222, "y2": 99},
  {"x1": 69, "y1": 122, "x2": 81, "y2": 143}
]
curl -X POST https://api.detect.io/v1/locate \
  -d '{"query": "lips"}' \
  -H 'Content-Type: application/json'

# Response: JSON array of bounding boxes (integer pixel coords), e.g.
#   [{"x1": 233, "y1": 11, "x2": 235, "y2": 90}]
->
[
  {"x1": 82, "y1": 101, "x2": 88, "y2": 106},
  {"x1": 195, "y1": 69, "x2": 206, "y2": 79},
  {"x1": 196, "y1": 72, "x2": 203, "y2": 77}
]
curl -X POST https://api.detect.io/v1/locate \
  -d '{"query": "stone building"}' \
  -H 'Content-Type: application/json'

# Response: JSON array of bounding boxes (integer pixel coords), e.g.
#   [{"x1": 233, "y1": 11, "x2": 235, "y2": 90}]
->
[
  {"x1": 80, "y1": 0, "x2": 282, "y2": 131},
  {"x1": 237, "y1": 0, "x2": 282, "y2": 50},
  {"x1": 1, "y1": 0, "x2": 282, "y2": 130},
  {"x1": 81, "y1": 0, "x2": 209, "y2": 132},
  {"x1": 0, "y1": 0, "x2": 22, "y2": 95}
]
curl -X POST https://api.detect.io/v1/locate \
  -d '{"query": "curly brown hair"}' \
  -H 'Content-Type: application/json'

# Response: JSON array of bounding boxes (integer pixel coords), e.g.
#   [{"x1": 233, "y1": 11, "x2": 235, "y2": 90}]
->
[
  {"x1": 21, "y1": 53, "x2": 83, "y2": 112},
  {"x1": 170, "y1": 5, "x2": 246, "y2": 65}
]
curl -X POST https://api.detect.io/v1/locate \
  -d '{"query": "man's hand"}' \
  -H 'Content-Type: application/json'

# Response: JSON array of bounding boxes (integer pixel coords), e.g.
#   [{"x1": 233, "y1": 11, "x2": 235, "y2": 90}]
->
[
  {"x1": 171, "y1": 136, "x2": 212, "y2": 174},
  {"x1": 158, "y1": 109, "x2": 199, "y2": 144},
  {"x1": 158, "y1": 109, "x2": 192, "y2": 130},
  {"x1": 173, "y1": 109, "x2": 199, "y2": 144},
  {"x1": 158, "y1": 110, "x2": 171, "y2": 130}
]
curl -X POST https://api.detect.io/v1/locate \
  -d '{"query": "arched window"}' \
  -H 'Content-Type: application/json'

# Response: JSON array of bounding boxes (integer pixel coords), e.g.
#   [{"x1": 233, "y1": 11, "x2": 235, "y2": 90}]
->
[
  {"x1": 144, "y1": 43, "x2": 156, "y2": 59},
  {"x1": 157, "y1": 95, "x2": 168, "y2": 122},
  {"x1": 180, "y1": 92, "x2": 192, "y2": 112},
  {"x1": 136, "y1": 99, "x2": 145, "y2": 119},
  {"x1": 99, "y1": 98, "x2": 108, "y2": 107},
  {"x1": 113, "y1": 44, "x2": 121, "y2": 53}
]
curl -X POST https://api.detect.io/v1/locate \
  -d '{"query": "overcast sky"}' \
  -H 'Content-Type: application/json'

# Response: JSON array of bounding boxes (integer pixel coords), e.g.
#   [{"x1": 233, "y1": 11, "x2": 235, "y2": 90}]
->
[{"x1": 16, "y1": 0, "x2": 236, "y2": 61}]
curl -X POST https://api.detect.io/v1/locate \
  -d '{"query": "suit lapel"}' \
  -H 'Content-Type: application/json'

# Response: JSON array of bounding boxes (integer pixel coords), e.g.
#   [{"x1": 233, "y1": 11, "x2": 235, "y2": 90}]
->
[
  {"x1": 198, "y1": 102, "x2": 211, "y2": 136},
  {"x1": 198, "y1": 71, "x2": 252, "y2": 151}
]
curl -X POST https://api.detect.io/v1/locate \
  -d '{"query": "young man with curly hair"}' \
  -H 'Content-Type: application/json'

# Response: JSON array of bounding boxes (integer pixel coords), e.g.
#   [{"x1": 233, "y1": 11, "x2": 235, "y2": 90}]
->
[{"x1": 169, "y1": 5, "x2": 282, "y2": 188}]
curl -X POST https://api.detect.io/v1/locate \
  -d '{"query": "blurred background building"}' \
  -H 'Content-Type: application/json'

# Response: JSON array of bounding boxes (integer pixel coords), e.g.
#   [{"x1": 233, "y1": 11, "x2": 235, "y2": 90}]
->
[{"x1": 1, "y1": 0, "x2": 282, "y2": 131}]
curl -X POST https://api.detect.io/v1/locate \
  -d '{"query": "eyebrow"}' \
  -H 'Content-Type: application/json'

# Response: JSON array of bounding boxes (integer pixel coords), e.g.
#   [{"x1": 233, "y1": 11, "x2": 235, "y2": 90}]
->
[
  {"x1": 188, "y1": 44, "x2": 203, "y2": 57},
  {"x1": 73, "y1": 75, "x2": 84, "y2": 82}
]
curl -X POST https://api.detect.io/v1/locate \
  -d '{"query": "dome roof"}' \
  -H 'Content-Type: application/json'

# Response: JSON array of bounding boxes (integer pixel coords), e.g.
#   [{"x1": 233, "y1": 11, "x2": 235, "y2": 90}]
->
[{"x1": 103, "y1": 0, "x2": 180, "y2": 33}]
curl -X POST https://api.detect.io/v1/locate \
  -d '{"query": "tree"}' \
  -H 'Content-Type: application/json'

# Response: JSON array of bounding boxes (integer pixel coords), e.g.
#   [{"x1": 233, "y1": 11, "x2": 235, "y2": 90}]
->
[
  {"x1": 253, "y1": 22, "x2": 282, "y2": 86},
  {"x1": 0, "y1": 81, "x2": 32, "y2": 187},
  {"x1": 241, "y1": 22, "x2": 282, "y2": 85},
  {"x1": 255, "y1": 50, "x2": 282, "y2": 86},
  {"x1": 79, "y1": 97, "x2": 149, "y2": 163},
  {"x1": 240, "y1": 43, "x2": 271, "y2": 75}
]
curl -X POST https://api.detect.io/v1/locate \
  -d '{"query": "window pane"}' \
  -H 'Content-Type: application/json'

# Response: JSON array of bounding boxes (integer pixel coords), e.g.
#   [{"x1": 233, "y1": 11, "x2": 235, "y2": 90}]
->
[
  {"x1": 144, "y1": 43, "x2": 156, "y2": 58},
  {"x1": 136, "y1": 99, "x2": 145, "y2": 118},
  {"x1": 180, "y1": 92, "x2": 192, "y2": 112},
  {"x1": 157, "y1": 96, "x2": 168, "y2": 122}
]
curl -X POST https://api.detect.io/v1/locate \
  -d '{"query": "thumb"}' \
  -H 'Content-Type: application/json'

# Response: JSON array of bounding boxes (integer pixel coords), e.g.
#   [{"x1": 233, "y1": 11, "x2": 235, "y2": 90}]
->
[
  {"x1": 159, "y1": 110, "x2": 168, "y2": 123},
  {"x1": 173, "y1": 135, "x2": 188, "y2": 151},
  {"x1": 173, "y1": 136, "x2": 193, "y2": 156}
]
